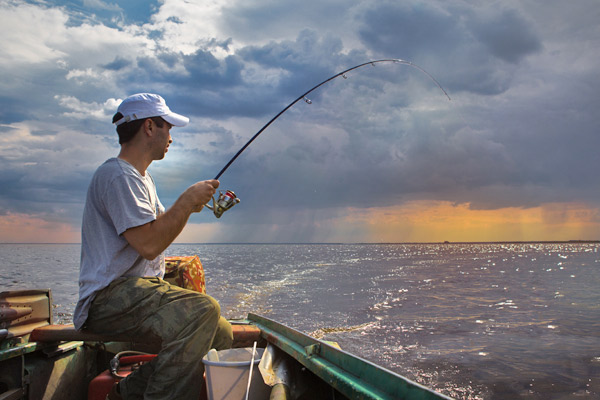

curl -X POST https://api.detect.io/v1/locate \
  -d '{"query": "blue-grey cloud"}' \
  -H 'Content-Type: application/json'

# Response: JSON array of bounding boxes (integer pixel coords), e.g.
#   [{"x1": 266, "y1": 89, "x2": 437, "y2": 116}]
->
[
  {"x1": 468, "y1": 9, "x2": 542, "y2": 63},
  {"x1": 102, "y1": 56, "x2": 131, "y2": 71},
  {"x1": 357, "y1": 2, "x2": 461, "y2": 59},
  {"x1": 355, "y1": 2, "x2": 543, "y2": 96}
]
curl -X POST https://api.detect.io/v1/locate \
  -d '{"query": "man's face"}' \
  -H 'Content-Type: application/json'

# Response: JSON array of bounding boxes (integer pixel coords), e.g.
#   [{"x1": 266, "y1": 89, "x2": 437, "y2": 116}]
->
[{"x1": 151, "y1": 119, "x2": 173, "y2": 160}]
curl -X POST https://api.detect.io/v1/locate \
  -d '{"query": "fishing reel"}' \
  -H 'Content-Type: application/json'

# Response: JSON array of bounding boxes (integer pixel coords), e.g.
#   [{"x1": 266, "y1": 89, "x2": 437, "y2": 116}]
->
[{"x1": 205, "y1": 190, "x2": 240, "y2": 218}]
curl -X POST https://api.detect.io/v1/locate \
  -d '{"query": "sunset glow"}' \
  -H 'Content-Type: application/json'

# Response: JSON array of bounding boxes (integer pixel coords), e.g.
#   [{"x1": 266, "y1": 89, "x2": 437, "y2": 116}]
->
[{"x1": 358, "y1": 201, "x2": 600, "y2": 243}]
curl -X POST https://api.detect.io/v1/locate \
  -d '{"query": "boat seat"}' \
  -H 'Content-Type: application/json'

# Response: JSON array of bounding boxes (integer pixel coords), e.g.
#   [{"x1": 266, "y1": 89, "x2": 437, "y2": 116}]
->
[
  {"x1": 30, "y1": 324, "x2": 134, "y2": 343},
  {"x1": 30, "y1": 322, "x2": 262, "y2": 347}
]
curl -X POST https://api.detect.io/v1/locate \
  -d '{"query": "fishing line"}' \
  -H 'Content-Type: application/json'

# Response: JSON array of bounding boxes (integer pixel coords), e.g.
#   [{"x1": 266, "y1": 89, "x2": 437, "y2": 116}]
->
[{"x1": 205, "y1": 58, "x2": 451, "y2": 218}]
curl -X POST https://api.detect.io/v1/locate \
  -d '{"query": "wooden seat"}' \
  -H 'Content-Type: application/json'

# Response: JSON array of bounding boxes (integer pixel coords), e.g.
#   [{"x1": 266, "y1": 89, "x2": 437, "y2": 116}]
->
[
  {"x1": 30, "y1": 322, "x2": 262, "y2": 348},
  {"x1": 30, "y1": 324, "x2": 132, "y2": 343}
]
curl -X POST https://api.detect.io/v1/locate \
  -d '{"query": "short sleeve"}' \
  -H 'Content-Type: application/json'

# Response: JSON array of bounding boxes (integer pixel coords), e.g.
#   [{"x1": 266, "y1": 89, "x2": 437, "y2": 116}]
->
[{"x1": 104, "y1": 173, "x2": 157, "y2": 235}]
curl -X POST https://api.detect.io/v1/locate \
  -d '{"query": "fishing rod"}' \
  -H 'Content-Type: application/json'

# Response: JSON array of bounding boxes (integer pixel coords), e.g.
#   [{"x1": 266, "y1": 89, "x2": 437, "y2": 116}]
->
[{"x1": 205, "y1": 58, "x2": 451, "y2": 218}]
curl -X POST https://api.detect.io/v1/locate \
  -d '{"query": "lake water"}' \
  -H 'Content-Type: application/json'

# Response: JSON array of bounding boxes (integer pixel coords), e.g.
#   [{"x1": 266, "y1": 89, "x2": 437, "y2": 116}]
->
[{"x1": 1, "y1": 242, "x2": 599, "y2": 399}]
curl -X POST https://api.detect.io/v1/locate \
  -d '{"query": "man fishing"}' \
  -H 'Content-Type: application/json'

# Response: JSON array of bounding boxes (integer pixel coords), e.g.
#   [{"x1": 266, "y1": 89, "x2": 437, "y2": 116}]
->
[{"x1": 73, "y1": 93, "x2": 233, "y2": 400}]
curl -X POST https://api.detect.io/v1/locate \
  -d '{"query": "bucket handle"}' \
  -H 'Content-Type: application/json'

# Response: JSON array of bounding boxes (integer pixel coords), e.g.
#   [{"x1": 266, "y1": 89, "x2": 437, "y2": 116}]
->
[{"x1": 245, "y1": 342, "x2": 257, "y2": 400}]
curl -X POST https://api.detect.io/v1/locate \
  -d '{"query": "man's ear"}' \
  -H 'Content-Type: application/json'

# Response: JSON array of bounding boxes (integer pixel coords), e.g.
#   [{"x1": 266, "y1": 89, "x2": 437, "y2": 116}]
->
[{"x1": 142, "y1": 118, "x2": 154, "y2": 136}]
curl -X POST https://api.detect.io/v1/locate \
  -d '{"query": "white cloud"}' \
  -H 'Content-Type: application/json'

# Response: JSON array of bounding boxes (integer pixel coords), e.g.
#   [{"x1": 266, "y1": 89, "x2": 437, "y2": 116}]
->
[
  {"x1": 146, "y1": 0, "x2": 234, "y2": 56},
  {"x1": 53, "y1": 22, "x2": 154, "y2": 72},
  {"x1": 0, "y1": 1, "x2": 68, "y2": 66},
  {"x1": 54, "y1": 95, "x2": 121, "y2": 121}
]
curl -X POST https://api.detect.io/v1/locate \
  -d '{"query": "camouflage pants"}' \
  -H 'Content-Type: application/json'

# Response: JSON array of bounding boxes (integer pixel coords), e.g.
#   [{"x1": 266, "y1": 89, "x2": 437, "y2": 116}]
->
[{"x1": 86, "y1": 277, "x2": 233, "y2": 400}]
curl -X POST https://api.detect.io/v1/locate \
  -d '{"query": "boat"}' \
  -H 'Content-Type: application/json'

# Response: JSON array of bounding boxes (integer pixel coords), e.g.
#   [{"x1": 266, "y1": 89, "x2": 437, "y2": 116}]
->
[{"x1": 0, "y1": 289, "x2": 452, "y2": 399}]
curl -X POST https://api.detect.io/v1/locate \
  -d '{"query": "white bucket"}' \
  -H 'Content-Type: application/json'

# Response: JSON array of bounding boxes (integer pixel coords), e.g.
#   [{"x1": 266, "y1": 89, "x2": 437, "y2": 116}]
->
[{"x1": 202, "y1": 347, "x2": 271, "y2": 400}]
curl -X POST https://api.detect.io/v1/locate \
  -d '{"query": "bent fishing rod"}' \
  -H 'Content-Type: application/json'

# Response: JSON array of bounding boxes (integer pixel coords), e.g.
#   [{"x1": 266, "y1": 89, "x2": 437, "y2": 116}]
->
[{"x1": 205, "y1": 58, "x2": 451, "y2": 218}]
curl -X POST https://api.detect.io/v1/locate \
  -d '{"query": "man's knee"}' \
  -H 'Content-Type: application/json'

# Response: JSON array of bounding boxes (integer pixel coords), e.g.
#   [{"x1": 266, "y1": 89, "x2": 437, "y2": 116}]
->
[
  {"x1": 204, "y1": 295, "x2": 221, "y2": 318},
  {"x1": 188, "y1": 294, "x2": 221, "y2": 324},
  {"x1": 179, "y1": 293, "x2": 221, "y2": 329},
  {"x1": 149, "y1": 291, "x2": 222, "y2": 342},
  {"x1": 212, "y1": 316, "x2": 233, "y2": 350}
]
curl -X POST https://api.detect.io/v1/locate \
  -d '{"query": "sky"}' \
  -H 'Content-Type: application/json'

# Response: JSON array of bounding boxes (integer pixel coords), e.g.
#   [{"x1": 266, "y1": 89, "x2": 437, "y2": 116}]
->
[{"x1": 0, "y1": 0, "x2": 599, "y2": 243}]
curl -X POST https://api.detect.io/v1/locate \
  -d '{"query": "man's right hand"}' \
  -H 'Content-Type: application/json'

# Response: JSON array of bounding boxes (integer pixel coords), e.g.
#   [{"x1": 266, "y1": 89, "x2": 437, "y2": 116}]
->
[{"x1": 184, "y1": 179, "x2": 220, "y2": 213}]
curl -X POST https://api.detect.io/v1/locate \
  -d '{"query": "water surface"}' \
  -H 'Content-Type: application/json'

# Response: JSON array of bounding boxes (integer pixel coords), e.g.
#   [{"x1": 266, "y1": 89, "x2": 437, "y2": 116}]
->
[{"x1": 2, "y1": 242, "x2": 598, "y2": 399}]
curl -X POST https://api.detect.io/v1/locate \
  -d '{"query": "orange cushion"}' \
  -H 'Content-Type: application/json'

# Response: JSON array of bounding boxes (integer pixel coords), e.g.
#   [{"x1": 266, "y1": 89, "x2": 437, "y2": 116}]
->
[{"x1": 164, "y1": 255, "x2": 206, "y2": 294}]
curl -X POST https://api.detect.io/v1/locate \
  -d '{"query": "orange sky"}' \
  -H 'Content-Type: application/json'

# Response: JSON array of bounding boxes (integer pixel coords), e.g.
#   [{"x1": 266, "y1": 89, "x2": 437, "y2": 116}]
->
[
  {"x1": 355, "y1": 201, "x2": 600, "y2": 243},
  {"x1": 0, "y1": 213, "x2": 80, "y2": 243},
  {"x1": 1, "y1": 200, "x2": 597, "y2": 244}
]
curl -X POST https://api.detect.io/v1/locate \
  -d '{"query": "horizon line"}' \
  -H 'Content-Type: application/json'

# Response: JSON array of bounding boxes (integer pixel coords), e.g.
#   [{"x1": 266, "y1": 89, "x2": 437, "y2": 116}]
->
[{"x1": 1, "y1": 240, "x2": 598, "y2": 245}]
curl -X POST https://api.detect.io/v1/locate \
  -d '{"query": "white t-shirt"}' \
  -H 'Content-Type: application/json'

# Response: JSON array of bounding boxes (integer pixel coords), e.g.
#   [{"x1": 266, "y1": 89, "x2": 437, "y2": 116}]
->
[{"x1": 73, "y1": 158, "x2": 165, "y2": 329}]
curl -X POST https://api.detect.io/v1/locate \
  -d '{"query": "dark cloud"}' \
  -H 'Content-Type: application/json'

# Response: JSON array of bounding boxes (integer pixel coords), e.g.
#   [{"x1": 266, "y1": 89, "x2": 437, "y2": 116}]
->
[
  {"x1": 219, "y1": 0, "x2": 352, "y2": 44},
  {"x1": 181, "y1": 52, "x2": 244, "y2": 88},
  {"x1": 468, "y1": 9, "x2": 542, "y2": 63},
  {"x1": 357, "y1": 2, "x2": 461, "y2": 58},
  {"x1": 0, "y1": 64, "x2": 74, "y2": 123},
  {"x1": 237, "y1": 29, "x2": 348, "y2": 98},
  {"x1": 102, "y1": 56, "x2": 131, "y2": 71},
  {"x1": 355, "y1": 3, "x2": 543, "y2": 96}
]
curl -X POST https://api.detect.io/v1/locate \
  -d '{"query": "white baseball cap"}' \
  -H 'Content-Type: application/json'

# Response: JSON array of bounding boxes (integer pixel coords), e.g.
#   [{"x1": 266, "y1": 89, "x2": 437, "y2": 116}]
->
[{"x1": 114, "y1": 93, "x2": 189, "y2": 127}]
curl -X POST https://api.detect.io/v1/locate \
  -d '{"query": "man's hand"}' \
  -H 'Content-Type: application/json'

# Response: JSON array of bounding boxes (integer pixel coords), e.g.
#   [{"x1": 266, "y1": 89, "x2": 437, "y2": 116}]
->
[{"x1": 182, "y1": 180, "x2": 220, "y2": 213}]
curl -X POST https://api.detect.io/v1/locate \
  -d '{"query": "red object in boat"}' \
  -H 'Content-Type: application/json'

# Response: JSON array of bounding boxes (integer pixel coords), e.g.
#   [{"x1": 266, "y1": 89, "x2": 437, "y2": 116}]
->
[
  {"x1": 87, "y1": 354, "x2": 157, "y2": 400},
  {"x1": 87, "y1": 354, "x2": 209, "y2": 400}
]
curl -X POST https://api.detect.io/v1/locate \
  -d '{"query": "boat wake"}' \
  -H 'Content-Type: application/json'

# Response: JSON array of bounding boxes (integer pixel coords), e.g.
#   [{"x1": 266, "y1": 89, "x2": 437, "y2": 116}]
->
[{"x1": 309, "y1": 322, "x2": 376, "y2": 340}]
